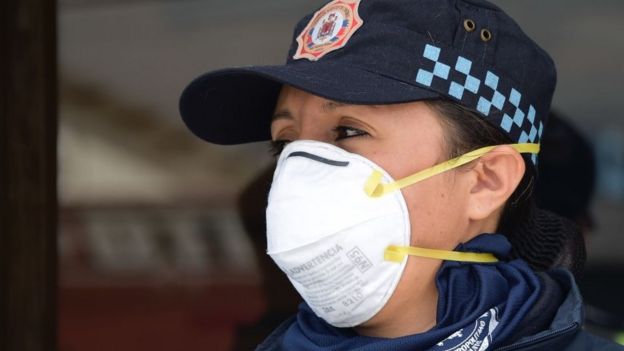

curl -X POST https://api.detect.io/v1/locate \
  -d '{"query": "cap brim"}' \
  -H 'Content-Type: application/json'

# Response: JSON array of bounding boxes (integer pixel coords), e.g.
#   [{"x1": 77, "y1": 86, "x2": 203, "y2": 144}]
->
[{"x1": 179, "y1": 61, "x2": 441, "y2": 145}]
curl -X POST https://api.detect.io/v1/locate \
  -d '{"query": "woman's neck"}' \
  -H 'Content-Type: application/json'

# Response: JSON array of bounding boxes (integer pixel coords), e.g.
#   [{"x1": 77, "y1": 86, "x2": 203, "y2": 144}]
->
[{"x1": 354, "y1": 257, "x2": 441, "y2": 338}]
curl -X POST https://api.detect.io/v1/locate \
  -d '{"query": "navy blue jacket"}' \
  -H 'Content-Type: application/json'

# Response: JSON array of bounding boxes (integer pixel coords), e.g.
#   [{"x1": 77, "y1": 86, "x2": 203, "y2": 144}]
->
[{"x1": 256, "y1": 270, "x2": 623, "y2": 350}]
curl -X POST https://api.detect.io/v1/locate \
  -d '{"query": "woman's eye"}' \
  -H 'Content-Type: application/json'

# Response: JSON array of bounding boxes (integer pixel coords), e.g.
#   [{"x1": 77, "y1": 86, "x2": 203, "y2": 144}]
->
[
  {"x1": 269, "y1": 139, "x2": 290, "y2": 157},
  {"x1": 334, "y1": 126, "x2": 369, "y2": 140}
]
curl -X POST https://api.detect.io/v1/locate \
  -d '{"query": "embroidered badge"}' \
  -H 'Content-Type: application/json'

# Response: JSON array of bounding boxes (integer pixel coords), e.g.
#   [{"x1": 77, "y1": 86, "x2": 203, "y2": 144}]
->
[
  {"x1": 293, "y1": 0, "x2": 363, "y2": 61},
  {"x1": 433, "y1": 307, "x2": 500, "y2": 351}
]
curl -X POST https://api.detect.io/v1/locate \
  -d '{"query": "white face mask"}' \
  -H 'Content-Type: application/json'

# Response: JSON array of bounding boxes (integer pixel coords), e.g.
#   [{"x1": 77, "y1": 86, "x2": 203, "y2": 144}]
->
[{"x1": 266, "y1": 140, "x2": 538, "y2": 327}]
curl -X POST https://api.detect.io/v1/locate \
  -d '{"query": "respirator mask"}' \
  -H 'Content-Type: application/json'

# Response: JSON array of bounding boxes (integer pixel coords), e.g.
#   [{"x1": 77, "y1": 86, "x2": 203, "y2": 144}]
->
[{"x1": 266, "y1": 140, "x2": 538, "y2": 327}]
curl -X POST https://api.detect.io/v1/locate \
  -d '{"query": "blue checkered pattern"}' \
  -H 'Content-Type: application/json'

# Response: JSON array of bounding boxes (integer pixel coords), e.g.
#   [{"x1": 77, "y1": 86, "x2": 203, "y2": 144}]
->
[
  {"x1": 415, "y1": 44, "x2": 544, "y2": 164},
  {"x1": 415, "y1": 45, "x2": 450, "y2": 85}
]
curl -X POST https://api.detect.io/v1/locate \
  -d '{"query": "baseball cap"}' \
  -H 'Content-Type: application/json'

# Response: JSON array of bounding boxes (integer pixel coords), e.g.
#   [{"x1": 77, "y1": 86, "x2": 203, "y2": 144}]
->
[{"x1": 179, "y1": 0, "x2": 556, "y2": 163}]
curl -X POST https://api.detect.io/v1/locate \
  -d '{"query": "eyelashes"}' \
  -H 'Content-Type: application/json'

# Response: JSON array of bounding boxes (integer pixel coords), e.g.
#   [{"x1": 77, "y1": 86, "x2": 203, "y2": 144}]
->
[
  {"x1": 269, "y1": 126, "x2": 369, "y2": 157},
  {"x1": 334, "y1": 125, "x2": 368, "y2": 140}
]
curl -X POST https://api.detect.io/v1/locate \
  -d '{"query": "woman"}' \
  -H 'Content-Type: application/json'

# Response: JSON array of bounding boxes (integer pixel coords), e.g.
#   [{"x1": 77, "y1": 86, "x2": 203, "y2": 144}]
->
[{"x1": 179, "y1": 0, "x2": 622, "y2": 349}]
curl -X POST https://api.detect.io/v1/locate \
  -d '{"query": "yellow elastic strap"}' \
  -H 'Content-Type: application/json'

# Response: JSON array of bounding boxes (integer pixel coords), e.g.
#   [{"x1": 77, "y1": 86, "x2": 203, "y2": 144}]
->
[
  {"x1": 365, "y1": 143, "x2": 540, "y2": 198},
  {"x1": 384, "y1": 245, "x2": 499, "y2": 263}
]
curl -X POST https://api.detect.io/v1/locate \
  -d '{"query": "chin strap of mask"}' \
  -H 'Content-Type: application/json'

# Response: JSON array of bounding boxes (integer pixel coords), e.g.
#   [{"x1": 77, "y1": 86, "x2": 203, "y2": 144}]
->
[
  {"x1": 384, "y1": 245, "x2": 499, "y2": 263},
  {"x1": 364, "y1": 143, "x2": 540, "y2": 198}
]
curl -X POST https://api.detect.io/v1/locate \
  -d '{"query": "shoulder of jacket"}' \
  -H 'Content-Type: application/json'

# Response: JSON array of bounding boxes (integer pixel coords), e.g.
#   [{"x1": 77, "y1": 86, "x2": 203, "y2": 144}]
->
[{"x1": 255, "y1": 316, "x2": 297, "y2": 351}]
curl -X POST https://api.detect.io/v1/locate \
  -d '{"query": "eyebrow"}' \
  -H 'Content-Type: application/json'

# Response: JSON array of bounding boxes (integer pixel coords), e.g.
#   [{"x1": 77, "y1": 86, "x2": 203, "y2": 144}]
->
[
  {"x1": 322, "y1": 101, "x2": 347, "y2": 113},
  {"x1": 271, "y1": 110, "x2": 293, "y2": 121},
  {"x1": 272, "y1": 101, "x2": 351, "y2": 121}
]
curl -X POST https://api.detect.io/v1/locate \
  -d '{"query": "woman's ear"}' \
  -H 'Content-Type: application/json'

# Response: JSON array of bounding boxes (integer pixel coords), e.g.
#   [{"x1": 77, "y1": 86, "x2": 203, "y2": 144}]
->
[{"x1": 466, "y1": 146, "x2": 526, "y2": 221}]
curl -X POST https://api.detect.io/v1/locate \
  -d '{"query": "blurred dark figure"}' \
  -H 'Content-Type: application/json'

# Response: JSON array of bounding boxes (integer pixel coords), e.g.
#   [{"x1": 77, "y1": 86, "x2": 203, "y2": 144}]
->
[
  {"x1": 535, "y1": 112, "x2": 624, "y2": 339},
  {"x1": 232, "y1": 164, "x2": 300, "y2": 351},
  {"x1": 536, "y1": 112, "x2": 596, "y2": 233},
  {"x1": 525, "y1": 112, "x2": 592, "y2": 280}
]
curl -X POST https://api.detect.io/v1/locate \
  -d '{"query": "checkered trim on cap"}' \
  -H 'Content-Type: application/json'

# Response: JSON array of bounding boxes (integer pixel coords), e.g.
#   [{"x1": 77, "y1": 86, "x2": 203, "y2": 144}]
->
[{"x1": 415, "y1": 44, "x2": 544, "y2": 164}]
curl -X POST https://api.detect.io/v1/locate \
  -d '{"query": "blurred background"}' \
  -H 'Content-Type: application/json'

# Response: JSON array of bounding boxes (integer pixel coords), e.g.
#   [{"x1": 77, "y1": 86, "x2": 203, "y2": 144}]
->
[{"x1": 57, "y1": 0, "x2": 624, "y2": 350}]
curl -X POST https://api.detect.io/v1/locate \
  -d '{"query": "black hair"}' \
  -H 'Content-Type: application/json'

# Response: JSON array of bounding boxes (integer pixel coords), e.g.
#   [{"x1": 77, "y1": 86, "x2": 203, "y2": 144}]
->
[{"x1": 426, "y1": 99, "x2": 586, "y2": 279}]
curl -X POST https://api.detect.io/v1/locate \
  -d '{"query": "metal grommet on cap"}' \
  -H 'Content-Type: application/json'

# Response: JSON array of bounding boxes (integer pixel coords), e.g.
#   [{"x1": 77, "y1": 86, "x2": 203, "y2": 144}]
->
[
  {"x1": 463, "y1": 19, "x2": 476, "y2": 32},
  {"x1": 480, "y1": 28, "x2": 492, "y2": 41}
]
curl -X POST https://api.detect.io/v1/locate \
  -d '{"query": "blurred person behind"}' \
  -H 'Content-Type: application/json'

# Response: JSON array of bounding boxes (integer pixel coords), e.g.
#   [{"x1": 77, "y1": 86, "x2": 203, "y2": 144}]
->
[{"x1": 536, "y1": 112, "x2": 624, "y2": 340}]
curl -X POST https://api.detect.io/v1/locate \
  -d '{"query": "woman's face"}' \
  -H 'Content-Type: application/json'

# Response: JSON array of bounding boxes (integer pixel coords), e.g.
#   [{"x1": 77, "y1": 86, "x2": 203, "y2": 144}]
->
[
  {"x1": 270, "y1": 85, "x2": 478, "y2": 333},
  {"x1": 271, "y1": 85, "x2": 474, "y2": 250}
]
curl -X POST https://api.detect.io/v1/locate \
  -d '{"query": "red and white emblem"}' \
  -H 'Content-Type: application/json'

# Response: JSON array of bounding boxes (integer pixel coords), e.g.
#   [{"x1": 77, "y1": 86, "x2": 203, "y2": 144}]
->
[{"x1": 293, "y1": 0, "x2": 363, "y2": 61}]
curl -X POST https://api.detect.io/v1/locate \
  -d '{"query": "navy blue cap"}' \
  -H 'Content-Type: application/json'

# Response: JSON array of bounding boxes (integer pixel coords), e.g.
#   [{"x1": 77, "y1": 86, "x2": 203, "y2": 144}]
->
[{"x1": 180, "y1": 0, "x2": 556, "y2": 164}]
